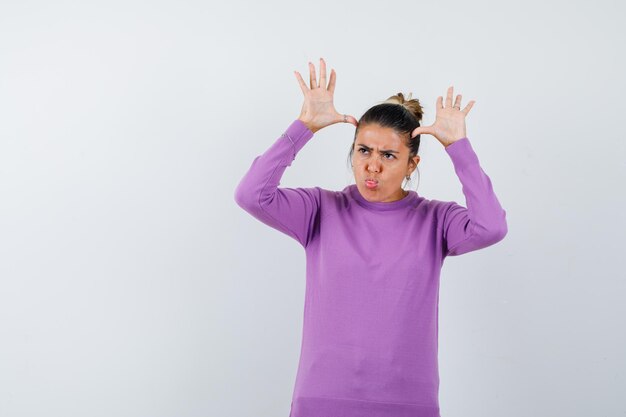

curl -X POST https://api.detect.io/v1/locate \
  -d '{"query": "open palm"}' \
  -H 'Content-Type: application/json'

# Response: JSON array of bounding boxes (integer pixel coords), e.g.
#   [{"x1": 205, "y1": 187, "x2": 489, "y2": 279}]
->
[
  {"x1": 294, "y1": 58, "x2": 357, "y2": 133},
  {"x1": 411, "y1": 86, "x2": 475, "y2": 147}
]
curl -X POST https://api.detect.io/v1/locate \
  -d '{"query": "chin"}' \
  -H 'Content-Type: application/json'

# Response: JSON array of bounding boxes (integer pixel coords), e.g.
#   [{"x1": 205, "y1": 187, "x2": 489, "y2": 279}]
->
[{"x1": 357, "y1": 183, "x2": 385, "y2": 200}]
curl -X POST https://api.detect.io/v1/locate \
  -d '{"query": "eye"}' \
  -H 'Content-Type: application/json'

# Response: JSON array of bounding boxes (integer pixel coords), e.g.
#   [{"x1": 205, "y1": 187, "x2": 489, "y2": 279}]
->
[
  {"x1": 383, "y1": 153, "x2": 396, "y2": 160},
  {"x1": 358, "y1": 148, "x2": 369, "y2": 155}
]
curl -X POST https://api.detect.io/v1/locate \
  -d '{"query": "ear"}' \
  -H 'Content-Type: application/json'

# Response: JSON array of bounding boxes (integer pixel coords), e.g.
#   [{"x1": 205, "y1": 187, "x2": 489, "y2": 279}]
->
[{"x1": 409, "y1": 155, "x2": 420, "y2": 172}]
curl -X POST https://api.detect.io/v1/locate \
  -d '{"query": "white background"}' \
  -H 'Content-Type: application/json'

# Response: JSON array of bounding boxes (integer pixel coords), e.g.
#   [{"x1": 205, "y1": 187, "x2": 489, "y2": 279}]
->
[{"x1": 1, "y1": 0, "x2": 624, "y2": 416}]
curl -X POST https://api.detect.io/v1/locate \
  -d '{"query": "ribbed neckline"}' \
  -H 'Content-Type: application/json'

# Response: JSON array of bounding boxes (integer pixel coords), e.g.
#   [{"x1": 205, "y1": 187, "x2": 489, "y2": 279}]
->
[{"x1": 348, "y1": 184, "x2": 417, "y2": 211}]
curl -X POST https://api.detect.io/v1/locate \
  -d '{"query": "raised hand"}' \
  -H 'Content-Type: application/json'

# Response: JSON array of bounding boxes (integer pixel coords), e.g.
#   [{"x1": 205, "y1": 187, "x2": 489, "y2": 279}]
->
[
  {"x1": 411, "y1": 86, "x2": 475, "y2": 147},
  {"x1": 294, "y1": 58, "x2": 358, "y2": 133}
]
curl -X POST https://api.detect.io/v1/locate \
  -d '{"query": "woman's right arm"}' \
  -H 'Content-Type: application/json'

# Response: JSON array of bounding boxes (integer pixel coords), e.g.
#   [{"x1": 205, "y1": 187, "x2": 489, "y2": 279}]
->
[
  {"x1": 233, "y1": 119, "x2": 320, "y2": 247},
  {"x1": 234, "y1": 58, "x2": 357, "y2": 247}
]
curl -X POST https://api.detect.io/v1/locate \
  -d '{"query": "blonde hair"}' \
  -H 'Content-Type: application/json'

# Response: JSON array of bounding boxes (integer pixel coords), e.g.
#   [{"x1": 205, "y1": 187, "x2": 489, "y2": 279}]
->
[{"x1": 382, "y1": 92, "x2": 424, "y2": 124}]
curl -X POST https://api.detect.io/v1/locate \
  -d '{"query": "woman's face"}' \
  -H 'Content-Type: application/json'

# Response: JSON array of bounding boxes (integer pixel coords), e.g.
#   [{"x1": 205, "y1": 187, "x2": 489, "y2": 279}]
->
[{"x1": 352, "y1": 123, "x2": 420, "y2": 203}]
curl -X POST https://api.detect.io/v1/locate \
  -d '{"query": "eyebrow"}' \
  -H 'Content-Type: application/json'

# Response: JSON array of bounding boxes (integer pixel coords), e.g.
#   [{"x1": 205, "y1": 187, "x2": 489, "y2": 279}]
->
[{"x1": 356, "y1": 144, "x2": 399, "y2": 154}]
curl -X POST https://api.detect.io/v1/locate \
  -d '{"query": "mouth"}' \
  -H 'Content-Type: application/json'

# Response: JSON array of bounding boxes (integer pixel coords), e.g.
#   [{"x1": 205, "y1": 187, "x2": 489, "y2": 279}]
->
[{"x1": 365, "y1": 178, "x2": 379, "y2": 189}]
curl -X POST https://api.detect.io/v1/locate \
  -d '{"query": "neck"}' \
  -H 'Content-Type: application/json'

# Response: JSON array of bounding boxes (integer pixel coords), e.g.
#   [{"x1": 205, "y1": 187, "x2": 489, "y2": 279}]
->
[{"x1": 394, "y1": 188, "x2": 408, "y2": 201}]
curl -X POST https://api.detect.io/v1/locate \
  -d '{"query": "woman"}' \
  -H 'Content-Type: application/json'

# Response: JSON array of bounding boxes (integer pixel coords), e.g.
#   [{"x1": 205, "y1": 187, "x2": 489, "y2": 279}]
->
[{"x1": 234, "y1": 58, "x2": 507, "y2": 417}]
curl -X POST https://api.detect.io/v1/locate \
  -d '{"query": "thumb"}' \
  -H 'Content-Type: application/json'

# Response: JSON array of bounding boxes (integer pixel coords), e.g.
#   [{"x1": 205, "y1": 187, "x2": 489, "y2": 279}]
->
[
  {"x1": 338, "y1": 113, "x2": 359, "y2": 128},
  {"x1": 411, "y1": 125, "x2": 432, "y2": 138},
  {"x1": 346, "y1": 115, "x2": 358, "y2": 128}
]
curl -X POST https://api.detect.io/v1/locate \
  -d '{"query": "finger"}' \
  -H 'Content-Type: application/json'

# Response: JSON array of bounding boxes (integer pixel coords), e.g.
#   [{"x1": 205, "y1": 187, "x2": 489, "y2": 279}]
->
[
  {"x1": 411, "y1": 125, "x2": 433, "y2": 138},
  {"x1": 445, "y1": 86, "x2": 453, "y2": 108},
  {"x1": 436, "y1": 96, "x2": 443, "y2": 110},
  {"x1": 462, "y1": 100, "x2": 475, "y2": 115},
  {"x1": 454, "y1": 94, "x2": 462, "y2": 109},
  {"x1": 308, "y1": 61, "x2": 318, "y2": 89},
  {"x1": 336, "y1": 113, "x2": 357, "y2": 126},
  {"x1": 294, "y1": 71, "x2": 309, "y2": 95},
  {"x1": 319, "y1": 58, "x2": 327, "y2": 89},
  {"x1": 345, "y1": 114, "x2": 358, "y2": 127},
  {"x1": 328, "y1": 69, "x2": 336, "y2": 94}
]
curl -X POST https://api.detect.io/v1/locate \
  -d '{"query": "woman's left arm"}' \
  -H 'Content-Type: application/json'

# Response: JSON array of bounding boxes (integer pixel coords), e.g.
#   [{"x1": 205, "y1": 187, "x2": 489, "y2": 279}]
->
[
  {"x1": 411, "y1": 86, "x2": 507, "y2": 256},
  {"x1": 439, "y1": 138, "x2": 508, "y2": 256}
]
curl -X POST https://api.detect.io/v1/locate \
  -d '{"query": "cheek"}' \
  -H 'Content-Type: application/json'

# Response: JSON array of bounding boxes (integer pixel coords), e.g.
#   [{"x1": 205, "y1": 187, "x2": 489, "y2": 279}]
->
[{"x1": 385, "y1": 167, "x2": 405, "y2": 181}]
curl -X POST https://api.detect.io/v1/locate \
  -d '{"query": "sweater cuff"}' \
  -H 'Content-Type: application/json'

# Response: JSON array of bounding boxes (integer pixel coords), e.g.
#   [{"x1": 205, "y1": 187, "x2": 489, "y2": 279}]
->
[
  {"x1": 445, "y1": 137, "x2": 480, "y2": 169},
  {"x1": 282, "y1": 119, "x2": 315, "y2": 155}
]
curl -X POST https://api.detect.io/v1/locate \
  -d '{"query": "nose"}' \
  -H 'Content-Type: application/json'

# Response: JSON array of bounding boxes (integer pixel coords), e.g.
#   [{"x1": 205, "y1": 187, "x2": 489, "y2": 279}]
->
[{"x1": 367, "y1": 162, "x2": 380, "y2": 173}]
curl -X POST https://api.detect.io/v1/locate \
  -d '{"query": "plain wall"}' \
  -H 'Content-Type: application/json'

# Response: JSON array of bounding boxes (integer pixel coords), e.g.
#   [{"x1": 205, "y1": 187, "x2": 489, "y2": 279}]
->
[{"x1": 0, "y1": 0, "x2": 624, "y2": 416}]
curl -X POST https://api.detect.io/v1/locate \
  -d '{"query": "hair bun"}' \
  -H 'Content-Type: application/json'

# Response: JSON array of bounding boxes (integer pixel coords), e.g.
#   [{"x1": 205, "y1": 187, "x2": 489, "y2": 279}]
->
[{"x1": 383, "y1": 92, "x2": 424, "y2": 123}]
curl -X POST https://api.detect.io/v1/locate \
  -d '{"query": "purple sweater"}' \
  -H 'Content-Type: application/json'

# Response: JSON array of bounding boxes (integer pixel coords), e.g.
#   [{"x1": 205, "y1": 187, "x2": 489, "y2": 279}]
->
[{"x1": 234, "y1": 119, "x2": 507, "y2": 417}]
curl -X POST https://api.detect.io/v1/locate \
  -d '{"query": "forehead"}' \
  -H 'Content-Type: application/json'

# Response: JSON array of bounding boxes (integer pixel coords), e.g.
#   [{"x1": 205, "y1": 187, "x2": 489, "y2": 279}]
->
[{"x1": 355, "y1": 124, "x2": 407, "y2": 150}]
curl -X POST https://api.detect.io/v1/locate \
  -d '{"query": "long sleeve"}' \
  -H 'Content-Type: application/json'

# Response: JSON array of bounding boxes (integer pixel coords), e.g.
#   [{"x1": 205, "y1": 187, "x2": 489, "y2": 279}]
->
[
  {"x1": 233, "y1": 119, "x2": 321, "y2": 248},
  {"x1": 440, "y1": 137, "x2": 508, "y2": 257}
]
